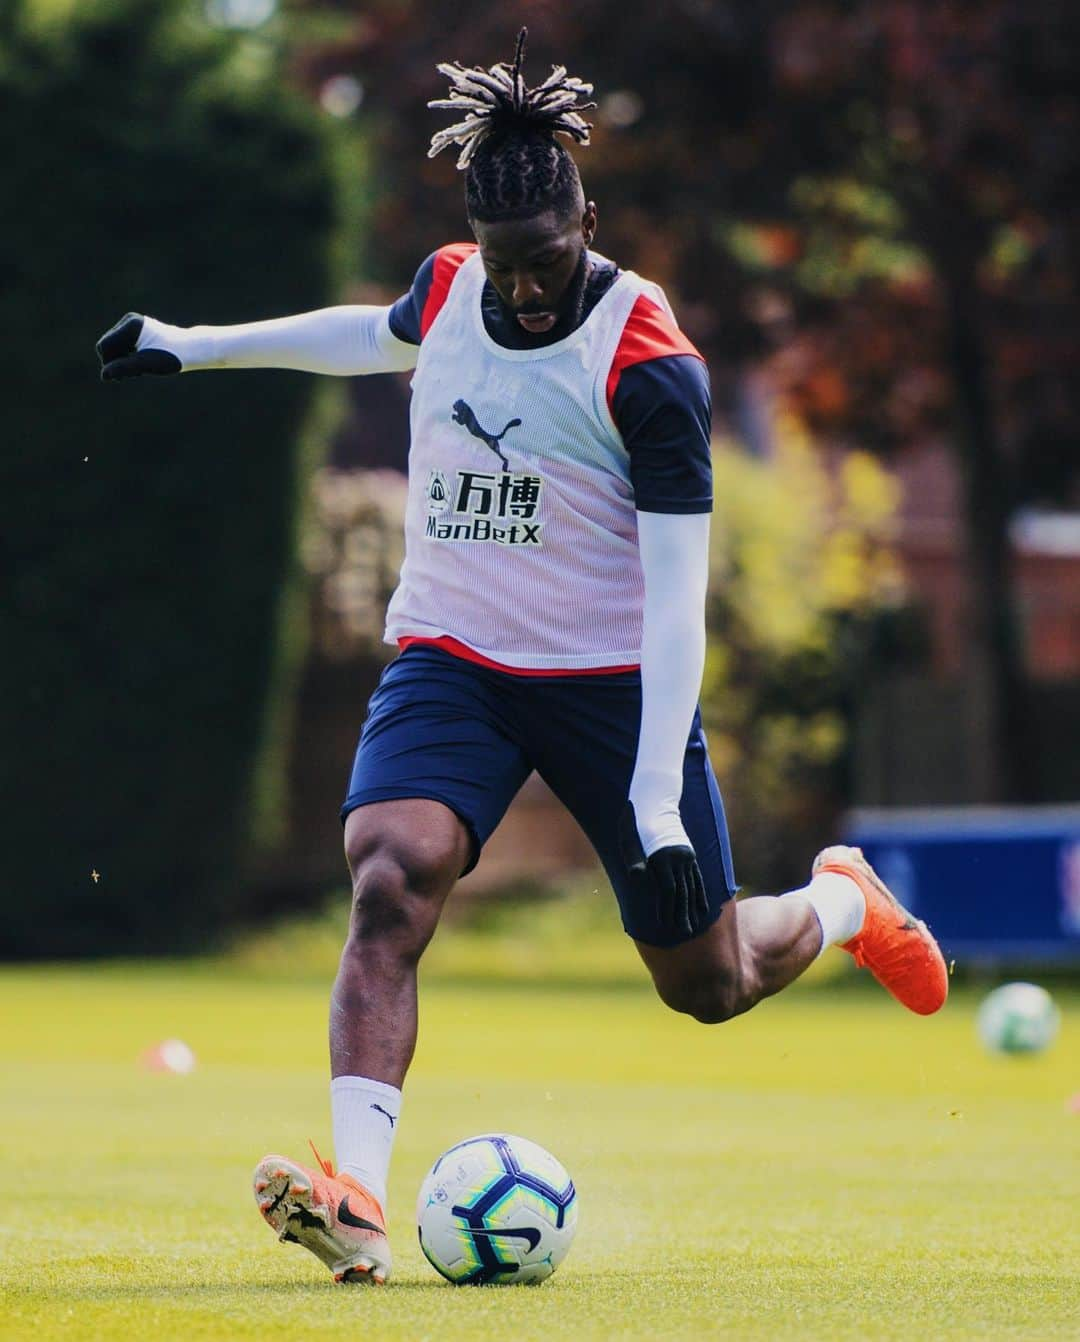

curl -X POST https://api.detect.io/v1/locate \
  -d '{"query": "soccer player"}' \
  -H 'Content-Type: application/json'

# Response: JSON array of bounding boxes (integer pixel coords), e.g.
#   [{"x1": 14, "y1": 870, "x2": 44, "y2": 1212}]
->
[{"x1": 97, "y1": 32, "x2": 947, "y2": 1287}]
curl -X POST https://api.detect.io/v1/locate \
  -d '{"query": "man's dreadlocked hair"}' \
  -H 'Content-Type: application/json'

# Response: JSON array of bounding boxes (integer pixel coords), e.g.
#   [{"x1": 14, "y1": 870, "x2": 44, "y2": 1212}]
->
[{"x1": 427, "y1": 28, "x2": 596, "y2": 223}]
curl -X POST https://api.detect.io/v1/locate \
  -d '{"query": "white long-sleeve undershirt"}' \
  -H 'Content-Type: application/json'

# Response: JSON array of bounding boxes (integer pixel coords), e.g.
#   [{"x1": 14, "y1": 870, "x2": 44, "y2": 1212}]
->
[
  {"x1": 629, "y1": 510, "x2": 711, "y2": 857},
  {"x1": 135, "y1": 306, "x2": 418, "y2": 376}
]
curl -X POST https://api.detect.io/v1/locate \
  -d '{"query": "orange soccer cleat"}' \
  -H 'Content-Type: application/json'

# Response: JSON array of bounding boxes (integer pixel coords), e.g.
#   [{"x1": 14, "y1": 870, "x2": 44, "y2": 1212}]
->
[
  {"x1": 813, "y1": 845, "x2": 949, "y2": 1016},
  {"x1": 253, "y1": 1143, "x2": 391, "y2": 1285}
]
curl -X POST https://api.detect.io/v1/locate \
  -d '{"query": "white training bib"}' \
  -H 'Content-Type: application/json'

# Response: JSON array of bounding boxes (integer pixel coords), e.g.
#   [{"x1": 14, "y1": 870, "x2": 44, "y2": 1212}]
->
[{"x1": 384, "y1": 251, "x2": 669, "y2": 669}]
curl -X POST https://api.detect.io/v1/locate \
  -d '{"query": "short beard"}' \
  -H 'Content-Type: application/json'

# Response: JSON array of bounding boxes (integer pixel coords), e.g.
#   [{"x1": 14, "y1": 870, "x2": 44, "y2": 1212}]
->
[{"x1": 551, "y1": 249, "x2": 591, "y2": 334}]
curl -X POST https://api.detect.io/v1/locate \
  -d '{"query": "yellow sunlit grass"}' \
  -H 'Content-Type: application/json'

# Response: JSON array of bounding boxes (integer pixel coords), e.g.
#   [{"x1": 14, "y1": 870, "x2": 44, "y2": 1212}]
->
[{"x1": 3, "y1": 908, "x2": 1078, "y2": 1340}]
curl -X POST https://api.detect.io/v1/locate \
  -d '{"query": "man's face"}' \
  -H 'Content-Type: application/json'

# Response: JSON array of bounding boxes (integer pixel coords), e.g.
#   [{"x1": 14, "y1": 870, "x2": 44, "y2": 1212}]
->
[{"x1": 471, "y1": 202, "x2": 598, "y2": 336}]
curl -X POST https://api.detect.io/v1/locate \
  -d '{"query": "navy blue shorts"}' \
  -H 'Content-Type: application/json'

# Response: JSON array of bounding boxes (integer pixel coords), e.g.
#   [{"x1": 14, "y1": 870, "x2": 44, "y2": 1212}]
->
[{"x1": 341, "y1": 646, "x2": 737, "y2": 947}]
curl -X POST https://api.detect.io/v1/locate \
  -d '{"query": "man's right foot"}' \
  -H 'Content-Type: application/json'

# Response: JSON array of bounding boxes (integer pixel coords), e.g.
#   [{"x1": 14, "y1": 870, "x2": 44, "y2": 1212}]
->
[
  {"x1": 813, "y1": 844, "x2": 949, "y2": 1016},
  {"x1": 253, "y1": 1147, "x2": 391, "y2": 1284}
]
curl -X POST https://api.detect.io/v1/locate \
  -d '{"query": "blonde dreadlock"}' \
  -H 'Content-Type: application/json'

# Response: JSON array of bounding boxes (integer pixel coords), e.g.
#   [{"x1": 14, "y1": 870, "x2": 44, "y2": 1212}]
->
[{"x1": 428, "y1": 28, "x2": 596, "y2": 222}]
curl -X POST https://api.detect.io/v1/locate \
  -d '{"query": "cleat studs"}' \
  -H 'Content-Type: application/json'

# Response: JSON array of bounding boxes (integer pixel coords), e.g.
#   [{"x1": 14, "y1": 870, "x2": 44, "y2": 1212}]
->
[
  {"x1": 337, "y1": 1260, "x2": 384, "y2": 1285},
  {"x1": 254, "y1": 1179, "x2": 268, "y2": 1193},
  {"x1": 289, "y1": 1182, "x2": 306, "y2": 1195}
]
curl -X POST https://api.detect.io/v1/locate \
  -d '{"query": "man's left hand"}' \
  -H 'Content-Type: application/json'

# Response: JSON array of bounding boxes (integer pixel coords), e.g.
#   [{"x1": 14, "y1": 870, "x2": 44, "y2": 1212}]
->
[{"x1": 618, "y1": 803, "x2": 709, "y2": 939}]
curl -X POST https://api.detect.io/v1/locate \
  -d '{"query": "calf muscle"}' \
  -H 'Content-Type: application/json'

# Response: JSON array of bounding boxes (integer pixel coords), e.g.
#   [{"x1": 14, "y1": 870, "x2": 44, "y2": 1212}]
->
[
  {"x1": 330, "y1": 799, "x2": 470, "y2": 1085},
  {"x1": 637, "y1": 894, "x2": 822, "y2": 1024}
]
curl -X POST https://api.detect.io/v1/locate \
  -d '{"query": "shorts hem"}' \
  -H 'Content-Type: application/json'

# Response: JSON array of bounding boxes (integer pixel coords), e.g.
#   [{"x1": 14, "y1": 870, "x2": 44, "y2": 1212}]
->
[
  {"x1": 340, "y1": 787, "x2": 482, "y2": 876},
  {"x1": 621, "y1": 893, "x2": 732, "y2": 949}
]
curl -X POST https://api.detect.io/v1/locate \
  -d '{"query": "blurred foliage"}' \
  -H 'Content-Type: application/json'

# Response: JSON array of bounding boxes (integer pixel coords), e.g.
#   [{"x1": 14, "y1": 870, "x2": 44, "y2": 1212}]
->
[
  {"x1": 285, "y1": 0, "x2": 1080, "y2": 802},
  {"x1": 299, "y1": 467, "x2": 407, "y2": 659},
  {"x1": 703, "y1": 418, "x2": 905, "y2": 888},
  {"x1": 281, "y1": 0, "x2": 1079, "y2": 496},
  {"x1": 8, "y1": 2, "x2": 1077, "y2": 951},
  {"x1": 1, "y1": 0, "x2": 338, "y2": 956}
]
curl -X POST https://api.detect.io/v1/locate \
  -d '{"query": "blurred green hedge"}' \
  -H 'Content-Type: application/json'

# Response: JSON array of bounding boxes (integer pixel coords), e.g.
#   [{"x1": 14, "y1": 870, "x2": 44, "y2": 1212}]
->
[{"x1": 1, "y1": 0, "x2": 336, "y2": 955}]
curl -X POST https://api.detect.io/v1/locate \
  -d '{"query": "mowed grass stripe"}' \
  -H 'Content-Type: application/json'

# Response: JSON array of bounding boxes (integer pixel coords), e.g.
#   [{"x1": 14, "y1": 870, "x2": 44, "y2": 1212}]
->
[{"x1": 1, "y1": 966, "x2": 1078, "y2": 1340}]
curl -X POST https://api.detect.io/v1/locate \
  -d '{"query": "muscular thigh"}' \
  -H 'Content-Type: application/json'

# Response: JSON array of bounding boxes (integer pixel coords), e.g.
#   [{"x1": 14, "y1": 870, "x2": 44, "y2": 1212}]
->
[
  {"x1": 342, "y1": 646, "x2": 532, "y2": 877},
  {"x1": 343, "y1": 798, "x2": 472, "y2": 891}
]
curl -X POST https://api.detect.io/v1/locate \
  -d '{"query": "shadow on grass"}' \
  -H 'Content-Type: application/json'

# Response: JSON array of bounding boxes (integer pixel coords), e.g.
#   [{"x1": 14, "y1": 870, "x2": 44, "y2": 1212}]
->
[{"x1": 47, "y1": 1278, "x2": 453, "y2": 1301}]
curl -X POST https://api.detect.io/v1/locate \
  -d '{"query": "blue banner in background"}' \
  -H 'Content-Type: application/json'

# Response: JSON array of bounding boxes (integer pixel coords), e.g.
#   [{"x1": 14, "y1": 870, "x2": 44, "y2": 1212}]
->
[{"x1": 844, "y1": 807, "x2": 1080, "y2": 965}]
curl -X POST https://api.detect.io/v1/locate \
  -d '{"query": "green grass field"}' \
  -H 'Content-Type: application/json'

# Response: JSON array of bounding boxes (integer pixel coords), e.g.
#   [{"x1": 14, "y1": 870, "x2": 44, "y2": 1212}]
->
[{"x1": 2, "y1": 895, "x2": 1078, "y2": 1340}]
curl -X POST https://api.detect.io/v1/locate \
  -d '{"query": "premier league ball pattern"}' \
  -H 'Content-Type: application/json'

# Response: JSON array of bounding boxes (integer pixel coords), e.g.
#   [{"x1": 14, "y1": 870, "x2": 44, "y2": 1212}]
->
[
  {"x1": 977, "y1": 982, "x2": 1060, "y2": 1055},
  {"x1": 417, "y1": 1134, "x2": 578, "y2": 1285}
]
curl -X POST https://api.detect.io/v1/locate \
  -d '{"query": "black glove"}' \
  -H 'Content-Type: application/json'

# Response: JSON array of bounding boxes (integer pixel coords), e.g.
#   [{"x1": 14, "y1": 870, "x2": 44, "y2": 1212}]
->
[
  {"x1": 96, "y1": 313, "x2": 181, "y2": 381},
  {"x1": 618, "y1": 802, "x2": 710, "y2": 939}
]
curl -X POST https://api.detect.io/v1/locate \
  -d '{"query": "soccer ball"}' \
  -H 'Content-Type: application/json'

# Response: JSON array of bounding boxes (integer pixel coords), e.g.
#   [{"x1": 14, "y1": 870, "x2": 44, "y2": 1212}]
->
[
  {"x1": 417, "y1": 1133, "x2": 578, "y2": 1285},
  {"x1": 976, "y1": 982, "x2": 1060, "y2": 1055}
]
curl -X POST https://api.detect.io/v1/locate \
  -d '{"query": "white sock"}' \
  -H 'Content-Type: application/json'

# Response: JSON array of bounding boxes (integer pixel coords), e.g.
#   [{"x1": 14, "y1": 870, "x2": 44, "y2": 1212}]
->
[
  {"x1": 330, "y1": 1075, "x2": 401, "y2": 1212},
  {"x1": 781, "y1": 872, "x2": 866, "y2": 957}
]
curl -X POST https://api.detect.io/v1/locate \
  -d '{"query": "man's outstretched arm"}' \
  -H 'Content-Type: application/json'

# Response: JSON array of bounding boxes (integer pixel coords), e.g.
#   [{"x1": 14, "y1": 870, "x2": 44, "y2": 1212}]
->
[{"x1": 96, "y1": 306, "x2": 418, "y2": 380}]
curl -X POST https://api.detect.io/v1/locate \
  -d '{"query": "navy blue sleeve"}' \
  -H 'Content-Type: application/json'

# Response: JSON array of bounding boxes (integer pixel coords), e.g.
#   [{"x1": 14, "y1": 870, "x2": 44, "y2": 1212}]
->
[
  {"x1": 612, "y1": 354, "x2": 713, "y2": 513},
  {"x1": 386, "y1": 252, "x2": 438, "y2": 346}
]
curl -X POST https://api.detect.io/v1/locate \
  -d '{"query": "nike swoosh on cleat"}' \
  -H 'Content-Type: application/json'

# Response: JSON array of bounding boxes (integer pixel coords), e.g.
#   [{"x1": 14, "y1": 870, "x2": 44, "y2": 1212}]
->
[
  {"x1": 337, "y1": 1197, "x2": 384, "y2": 1233},
  {"x1": 265, "y1": 1184, "x2": 289, "y2": 1215}
]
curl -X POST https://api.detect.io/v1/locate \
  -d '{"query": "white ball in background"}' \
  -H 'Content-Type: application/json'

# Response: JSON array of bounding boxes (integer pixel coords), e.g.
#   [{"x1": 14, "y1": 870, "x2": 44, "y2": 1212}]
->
[
  {"x1": 158, "y1": 1038, "x2": 196, "y2": 1073},
  {"x1": 141, "y1": 1038, "x2": 197, "y2": 1074},
  {"x1": 976, "y1": 982, "x2": 1060, "y2": 1055}
]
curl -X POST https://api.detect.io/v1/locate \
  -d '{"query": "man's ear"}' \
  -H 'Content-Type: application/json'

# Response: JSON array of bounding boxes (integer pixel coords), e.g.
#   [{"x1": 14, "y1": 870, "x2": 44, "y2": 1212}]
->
[{"x1": 582, "y1": 200, "x2": 598, "y2": 248}]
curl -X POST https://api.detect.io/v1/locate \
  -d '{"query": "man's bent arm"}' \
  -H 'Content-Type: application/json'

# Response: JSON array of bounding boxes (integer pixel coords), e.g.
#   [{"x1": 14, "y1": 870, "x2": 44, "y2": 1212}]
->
[{"x1": 628, "y1": 510, "x2": 711, "y2": 856}]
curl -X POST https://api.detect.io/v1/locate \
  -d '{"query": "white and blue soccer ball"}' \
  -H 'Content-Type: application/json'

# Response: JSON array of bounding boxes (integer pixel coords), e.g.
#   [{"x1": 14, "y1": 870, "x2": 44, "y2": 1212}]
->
[
  {"x1": 976, "y1": 981, "x2": 1060, "y2": 1055},
  {"x1": 417, "y1": 1133, "x2": 578, "y2": 1285}
]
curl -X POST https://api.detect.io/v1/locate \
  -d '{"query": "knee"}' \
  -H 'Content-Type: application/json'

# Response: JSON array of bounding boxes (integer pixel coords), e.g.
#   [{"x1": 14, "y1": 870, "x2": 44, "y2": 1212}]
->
[
  {"x1": 345, "y1": 810, "x2": 464, "y2": 899},
  {"x1": 656, "y1": 969, "x2": 756, "y2": 1025},
  {"x1": 342, "y1": 842, "x2": 458, "y2": 965},
  {"x1": 347, "y1": 851, "x2": 413, "y2": 942}
]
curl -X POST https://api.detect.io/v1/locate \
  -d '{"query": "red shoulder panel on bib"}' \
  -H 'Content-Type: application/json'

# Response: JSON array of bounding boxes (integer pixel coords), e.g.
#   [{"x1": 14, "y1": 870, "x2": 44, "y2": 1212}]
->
[
  {"x1": 606, "y1": 293, "x2": 704, "y2": 412},
  {"x1": 420, "y1": 243, "x2": 478, "y2": 339}
]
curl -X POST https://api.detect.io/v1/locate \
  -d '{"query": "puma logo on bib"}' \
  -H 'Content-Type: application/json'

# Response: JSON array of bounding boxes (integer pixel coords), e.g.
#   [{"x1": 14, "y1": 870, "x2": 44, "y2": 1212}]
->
[{"x1": 451, "y1": 399, "x2": 521, "y2": 470}]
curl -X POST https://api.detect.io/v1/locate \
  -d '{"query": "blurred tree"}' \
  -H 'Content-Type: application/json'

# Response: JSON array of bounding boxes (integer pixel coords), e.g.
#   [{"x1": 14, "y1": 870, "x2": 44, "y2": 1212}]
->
[
  {"x1": 730, "y1": 1, "x2": 1080, "y2": 804},
  {"x1": 285, "y1": 0, "x2": 1080, "y2": 804},
  {"x1": 0, "y1": 0, "x2": 336, "y2": 955}
]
